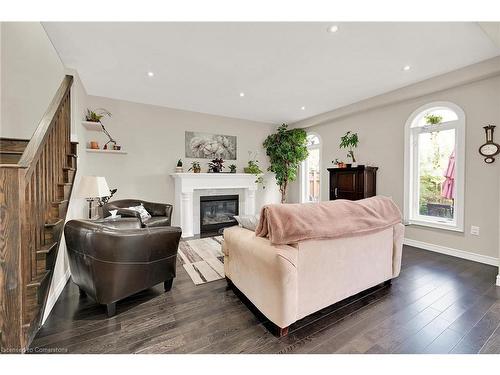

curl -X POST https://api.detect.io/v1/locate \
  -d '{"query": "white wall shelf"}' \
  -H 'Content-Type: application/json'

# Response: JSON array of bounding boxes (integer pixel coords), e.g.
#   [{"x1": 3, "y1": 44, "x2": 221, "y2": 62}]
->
[
  {"x1": 82, "y1": 121, "x2": 103, "y2": 131},
  {"x1": 86, "y1": 149, "x2": 127, "y2": 155}
]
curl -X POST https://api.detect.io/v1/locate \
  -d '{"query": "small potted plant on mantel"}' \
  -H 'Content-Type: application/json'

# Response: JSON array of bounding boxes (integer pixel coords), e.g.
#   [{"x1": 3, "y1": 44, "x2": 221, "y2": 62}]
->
[
  {"x1": 175, "y1": 159, "x2": 184, "y2": 173},
  {"x1": 208, "y1": 158, "x2": 224, "y2": 173},
  {"x1": 189, "y1": 161, "x2": 201, "y2": 173},
  {"x1": 339, "y1": 131, "x2": 359, "y2": 167},
  {"x1": 244, "y1": 152, "x2": 265, "y2": 187},
  {"x1": 229, "y1": 164, "x2": 237, "y2": 173}
]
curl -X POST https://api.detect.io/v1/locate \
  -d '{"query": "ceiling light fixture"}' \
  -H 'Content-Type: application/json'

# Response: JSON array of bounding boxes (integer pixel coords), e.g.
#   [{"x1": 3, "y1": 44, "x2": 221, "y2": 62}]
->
[
  {"x1": 328, "y1": 25, "x2": 339, "y2": 33},
  {"x1": 301, "y1": 106, "x2": 306, "y2": 111},
  {"x1": 239, "y1": 92, "x2": 245, "y2": 97},
  {"x1": 147, "y1": 71, "x2": 154, "y2": 77},
  {"x1": 402, "y1": 65, "x2": 411, "y2": 71}
]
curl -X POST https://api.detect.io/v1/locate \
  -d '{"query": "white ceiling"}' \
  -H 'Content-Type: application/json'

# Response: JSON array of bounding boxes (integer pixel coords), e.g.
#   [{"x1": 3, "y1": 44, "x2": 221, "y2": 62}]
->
[{"x1": 43, "y1": 22, "x2": 500, "y2": 124}]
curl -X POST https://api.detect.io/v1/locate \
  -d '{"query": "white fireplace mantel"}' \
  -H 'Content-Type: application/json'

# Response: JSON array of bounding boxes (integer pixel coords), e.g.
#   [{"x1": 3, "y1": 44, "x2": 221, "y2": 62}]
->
[{"x1": 170, "y1": 173, "x2": 258, "y2": 237}]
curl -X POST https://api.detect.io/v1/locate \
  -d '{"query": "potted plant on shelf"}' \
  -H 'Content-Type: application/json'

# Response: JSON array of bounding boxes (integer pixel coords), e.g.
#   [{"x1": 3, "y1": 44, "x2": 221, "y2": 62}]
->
[
  {"x1": 175, "y1": 159, "x2": 184, "y2": 173},
  {"x1": 339, "y1": 131, "x2": 359, "y2": 167},
  {"x1": 229, "y1": 164, "x2": 237, "y2": 173},
  {"x1": 188, "y1": 161, "x2": 201, "y2": 173},
  {"x1": 85, "y1": 108, "x2": 121, "y2": 151},
  {"x1": 85, "y1": 108, "x2": 112, "y2": 123},
  {"x1": 424, "y1": 114, "x2": 443, "y2": 126},
  {"x1": 263, "y1": 124, "x2": 308, "y2": 203},
  {"x1": 208, "y1": 158, "x2": 224, "y2": 173}
]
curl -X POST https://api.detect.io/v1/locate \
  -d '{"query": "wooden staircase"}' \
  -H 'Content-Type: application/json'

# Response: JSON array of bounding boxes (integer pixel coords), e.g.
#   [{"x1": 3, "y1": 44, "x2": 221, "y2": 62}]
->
[{"x1": 0, "y1": 75, "x2": 76, "y2": 352}]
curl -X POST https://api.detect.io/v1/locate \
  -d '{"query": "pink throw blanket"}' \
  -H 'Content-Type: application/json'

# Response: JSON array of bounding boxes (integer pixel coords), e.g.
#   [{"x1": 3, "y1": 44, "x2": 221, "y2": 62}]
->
[{"x1": 255, "y1": 196, "x2": 402, "y2": 245}]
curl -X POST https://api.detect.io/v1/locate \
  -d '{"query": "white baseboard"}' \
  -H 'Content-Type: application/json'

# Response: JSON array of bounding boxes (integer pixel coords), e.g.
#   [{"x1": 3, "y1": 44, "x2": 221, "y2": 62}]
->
[
  {"x1": 403, "y1": 238, "x2": 499, "y2": 267},
  {"x1": 42, "y1": 268, "x2": 71, "y2": 324}
]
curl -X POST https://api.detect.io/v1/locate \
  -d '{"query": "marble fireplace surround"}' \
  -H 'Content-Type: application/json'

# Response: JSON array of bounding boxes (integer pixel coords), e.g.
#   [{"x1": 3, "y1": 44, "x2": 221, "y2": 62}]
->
[{"x1": 170, "y1": 173, "x2": 257, "y2": 237}]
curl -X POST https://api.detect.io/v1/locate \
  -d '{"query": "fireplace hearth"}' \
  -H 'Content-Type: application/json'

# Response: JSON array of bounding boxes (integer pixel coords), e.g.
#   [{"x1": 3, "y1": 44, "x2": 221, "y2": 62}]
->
[{"x1": 200, "y1": 195, "x2": 239, "y2": 235}]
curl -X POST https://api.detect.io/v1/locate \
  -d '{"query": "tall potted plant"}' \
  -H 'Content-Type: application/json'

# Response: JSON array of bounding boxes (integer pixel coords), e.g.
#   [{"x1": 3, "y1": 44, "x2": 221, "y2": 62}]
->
[{"x1": 263, "y1": 124, "x2": 308, "y2": 203}]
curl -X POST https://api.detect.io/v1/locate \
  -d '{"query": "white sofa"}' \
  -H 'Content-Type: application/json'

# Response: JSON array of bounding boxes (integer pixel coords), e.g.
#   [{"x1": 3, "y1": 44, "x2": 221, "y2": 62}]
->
[{"x1": 222, "y1": 223, "x2": 404, "y2": 335}]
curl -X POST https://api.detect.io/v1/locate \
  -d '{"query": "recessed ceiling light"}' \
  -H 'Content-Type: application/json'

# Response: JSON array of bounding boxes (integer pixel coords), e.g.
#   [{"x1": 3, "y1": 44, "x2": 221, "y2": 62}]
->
[
  {"x1": 328, "y1": 25, "x2": 339, "y2": 33},
  {"x1": 301, "y1": 106, "x2": 306, "y2": 111},
  {"x1": 147, "y1": 71, "x2": 154, "y2": 77},
  {"x1": 239, "y1": 92, "x2": 245, "y2": 97},
  {"x1": 403, "y1": 65, "x2": 411, "y2": 71}
]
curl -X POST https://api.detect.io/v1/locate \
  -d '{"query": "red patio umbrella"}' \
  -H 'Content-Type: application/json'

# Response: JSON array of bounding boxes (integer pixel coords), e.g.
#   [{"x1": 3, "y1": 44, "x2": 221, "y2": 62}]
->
[{"x1": 441, "y1": 150, "x2": 455, "y2": 200}]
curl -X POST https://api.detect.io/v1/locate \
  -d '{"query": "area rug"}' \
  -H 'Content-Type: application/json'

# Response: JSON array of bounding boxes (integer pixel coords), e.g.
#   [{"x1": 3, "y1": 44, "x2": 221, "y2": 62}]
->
[{"x1": 178, "y1": 236, "x2": 225, "y2": 285}]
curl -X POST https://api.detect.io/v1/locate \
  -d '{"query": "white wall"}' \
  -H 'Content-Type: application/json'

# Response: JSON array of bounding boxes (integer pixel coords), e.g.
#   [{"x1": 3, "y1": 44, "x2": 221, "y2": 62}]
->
[
  {"x1": 0, "y1": 22, "x2": 65, "y2": 138},
  {"x1": 83, "y1": 95, "x2": 280, "y2": 214},
  {"x1": 289, "y1": 72, "x2": 500, "y2": 263}
]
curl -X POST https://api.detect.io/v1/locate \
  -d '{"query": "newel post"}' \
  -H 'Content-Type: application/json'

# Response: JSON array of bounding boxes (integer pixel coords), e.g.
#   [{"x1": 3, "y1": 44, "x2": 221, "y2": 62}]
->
[{"x1": 0, "y1": 167, "x2": 24, "y2": 352}]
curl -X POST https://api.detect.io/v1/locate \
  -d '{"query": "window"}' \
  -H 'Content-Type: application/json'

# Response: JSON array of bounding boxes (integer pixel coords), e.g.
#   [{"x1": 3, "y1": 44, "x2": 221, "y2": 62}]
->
[
  {"x1": 300, "y1": 133, "x2": 321, "y2": 203},
  {"x1": 404, "y1": 102, "x2": 465, "y2": 232}
]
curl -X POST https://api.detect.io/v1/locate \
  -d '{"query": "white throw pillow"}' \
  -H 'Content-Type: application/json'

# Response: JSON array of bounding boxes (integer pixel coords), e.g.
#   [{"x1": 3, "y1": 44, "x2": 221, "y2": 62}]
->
[
  {"x1": 127, "y1": 204, "x2": 152, "y2": 221},
  {"x1": 234, "y1": 214, "x2": 259, "y2": 232}
]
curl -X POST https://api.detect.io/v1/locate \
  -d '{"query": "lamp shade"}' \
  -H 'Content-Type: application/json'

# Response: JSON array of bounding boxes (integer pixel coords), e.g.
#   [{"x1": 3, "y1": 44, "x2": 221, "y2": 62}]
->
[{"x1": 77, "y1": 176, "x2": 111, "y2": 199}]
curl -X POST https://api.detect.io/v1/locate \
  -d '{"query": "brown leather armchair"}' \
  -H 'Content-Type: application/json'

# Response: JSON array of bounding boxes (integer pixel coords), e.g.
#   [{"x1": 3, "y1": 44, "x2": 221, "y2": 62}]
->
[
  {"x1": 103, "y1": 199, "x2": 173, "y2": 227},
  {"x1": 64, "y1": 218, "x2": 182, "y2": 317}
]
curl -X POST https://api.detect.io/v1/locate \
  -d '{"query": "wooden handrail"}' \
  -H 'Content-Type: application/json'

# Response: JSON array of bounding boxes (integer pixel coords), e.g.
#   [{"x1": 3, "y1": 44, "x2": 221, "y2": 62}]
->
[{"x1": 18, "y1": 75, "x2": 73, "y2": 171}]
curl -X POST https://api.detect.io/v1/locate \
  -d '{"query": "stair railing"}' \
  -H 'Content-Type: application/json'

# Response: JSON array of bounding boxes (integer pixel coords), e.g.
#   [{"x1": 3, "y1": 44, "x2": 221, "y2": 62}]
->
[{"x1": 0, "y1": 75, "x2": 73, "y2": 352}]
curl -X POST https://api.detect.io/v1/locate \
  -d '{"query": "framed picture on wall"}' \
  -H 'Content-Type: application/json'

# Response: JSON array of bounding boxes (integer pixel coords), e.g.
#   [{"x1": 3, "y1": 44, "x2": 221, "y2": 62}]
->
[{"x1": 185, "y1": 131, "x2": 237, "y2": 160}]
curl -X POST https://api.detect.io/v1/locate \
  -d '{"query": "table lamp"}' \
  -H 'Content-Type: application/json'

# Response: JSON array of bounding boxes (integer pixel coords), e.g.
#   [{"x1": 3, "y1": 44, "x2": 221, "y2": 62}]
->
[{"x1": 77, "y1": 176, "x2": 111, "y2": 219}]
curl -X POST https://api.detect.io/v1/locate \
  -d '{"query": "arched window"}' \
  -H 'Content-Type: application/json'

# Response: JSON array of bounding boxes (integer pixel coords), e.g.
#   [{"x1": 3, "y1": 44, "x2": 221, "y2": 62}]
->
[
  {"x1": 404, "y1": 102, "x2": 465, "y2": 231},
  {"x1": 300, "y1": 133, "x2": 321, "y2": 203}
]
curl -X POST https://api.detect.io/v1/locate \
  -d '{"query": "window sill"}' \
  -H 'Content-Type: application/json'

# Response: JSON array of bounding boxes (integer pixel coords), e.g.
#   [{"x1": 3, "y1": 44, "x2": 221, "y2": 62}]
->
[{"x1": 405, "y1": 218, "x2": 463, "y2": 233}]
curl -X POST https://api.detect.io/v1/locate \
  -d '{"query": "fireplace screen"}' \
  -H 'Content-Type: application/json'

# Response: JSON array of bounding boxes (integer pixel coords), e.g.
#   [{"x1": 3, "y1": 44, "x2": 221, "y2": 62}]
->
[{"x1": 200, "y1": 195, "x2": 239, "y2": 234}]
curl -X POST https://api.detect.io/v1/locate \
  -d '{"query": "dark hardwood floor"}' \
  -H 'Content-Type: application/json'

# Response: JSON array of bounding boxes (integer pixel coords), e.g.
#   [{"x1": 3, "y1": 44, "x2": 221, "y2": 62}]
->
[{"x1": 31, "y1": 245, "x2": 500, "y2": 354}]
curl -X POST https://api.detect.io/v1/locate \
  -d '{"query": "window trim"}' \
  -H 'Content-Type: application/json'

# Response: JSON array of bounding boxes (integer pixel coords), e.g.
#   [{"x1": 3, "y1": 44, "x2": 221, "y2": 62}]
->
[
  {"x1": 403, "y1": 101, "x2": 465, "y2": 232},
  {"x1": 300, "y1": 132, "x2": 321, "y2": 203}
]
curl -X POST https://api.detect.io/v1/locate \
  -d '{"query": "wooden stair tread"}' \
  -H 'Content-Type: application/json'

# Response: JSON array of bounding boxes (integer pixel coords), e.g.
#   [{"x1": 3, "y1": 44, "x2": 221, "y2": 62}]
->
[
  {"x1": 52, "y1": 199, "x2": 69, "y2": 205},
  {"x1": 45, "y1": 218, "x2": 63, "y2": 228},
  {"x1": 0, "y1": 150, "x2": 23, "y2": 155},
  {"x1": 0, "y1": 137, "x2": 30, "y2": 141},
  {"x1": 27, "y1": 271, "x2": 50, "y2": 288},
  {"x1": 36, "y1": 242, "x2": 57, "y2": 255},
  {"x1": 63, "y1": 167, "x2": 76, "y2": 171},
  {"x1": 0, "y1": 138, "x2": 30, "y2": 153},
  {"x1": 67, "y1": 153, "x2": 77, "y2": 157},
  {"x1": 58, "y1": 182, "x2": 72, "y2": 186}
]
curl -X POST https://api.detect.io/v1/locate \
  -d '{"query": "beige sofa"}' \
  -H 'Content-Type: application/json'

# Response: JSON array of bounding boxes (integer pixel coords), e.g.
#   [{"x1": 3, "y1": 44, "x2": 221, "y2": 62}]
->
[{"x1": 222, "y1": 223, "x2": 404, "y2": 335}]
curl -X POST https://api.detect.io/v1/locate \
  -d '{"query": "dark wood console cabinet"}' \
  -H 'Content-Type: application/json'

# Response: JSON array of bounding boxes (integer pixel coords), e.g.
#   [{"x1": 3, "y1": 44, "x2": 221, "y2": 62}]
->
[{"x1": 328, "y1": 166, "x2": 378, "y2": 201}]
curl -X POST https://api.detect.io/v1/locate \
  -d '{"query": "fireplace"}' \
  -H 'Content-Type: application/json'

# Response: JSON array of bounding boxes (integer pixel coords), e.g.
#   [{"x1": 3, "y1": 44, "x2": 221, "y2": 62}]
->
[{"x1": 200, "y1": 195, "x2": 239, "y2": 235}]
